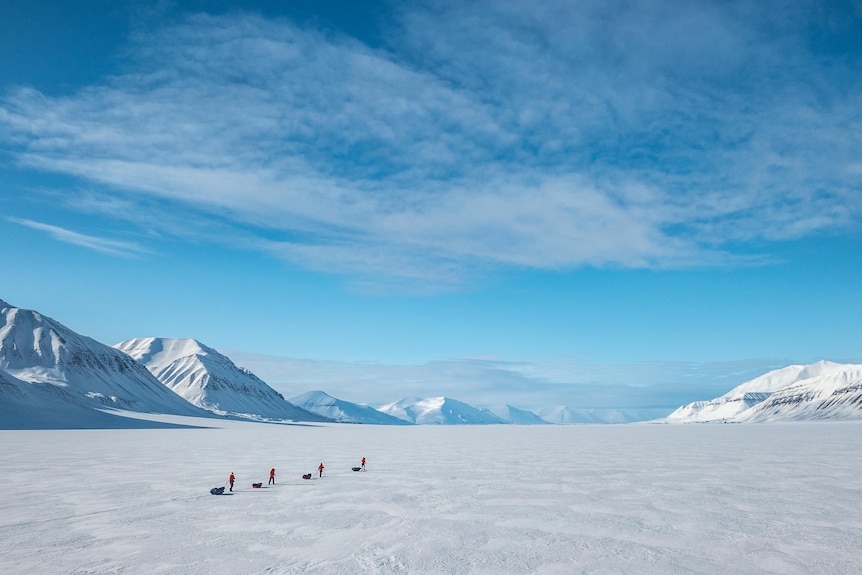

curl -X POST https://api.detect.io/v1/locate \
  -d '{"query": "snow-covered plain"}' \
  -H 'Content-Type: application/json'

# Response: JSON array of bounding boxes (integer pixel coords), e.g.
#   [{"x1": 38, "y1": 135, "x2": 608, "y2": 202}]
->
[{"x1": 2, "y1": 421, "x2": 861, "y2": 574}]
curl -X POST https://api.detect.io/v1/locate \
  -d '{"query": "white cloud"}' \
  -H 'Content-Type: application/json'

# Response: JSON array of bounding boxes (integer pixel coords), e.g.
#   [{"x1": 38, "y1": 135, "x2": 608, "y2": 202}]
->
[
  {"x1": 2, "y1": 3, "x2": 860, "y2": 288},
  {"x1": 8, "y1": 217, "x2": 151, "y2": 257}
]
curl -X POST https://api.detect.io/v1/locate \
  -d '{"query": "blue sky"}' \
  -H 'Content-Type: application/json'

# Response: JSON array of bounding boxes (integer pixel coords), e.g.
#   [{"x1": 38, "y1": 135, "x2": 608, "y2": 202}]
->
[{"x1": 2, "y1": 0, "x2": 861, "y2": 413}]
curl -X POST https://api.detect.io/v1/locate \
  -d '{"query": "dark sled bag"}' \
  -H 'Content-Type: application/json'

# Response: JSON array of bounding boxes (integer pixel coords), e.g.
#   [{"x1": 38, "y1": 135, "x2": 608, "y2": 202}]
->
[
  {"x1": 252, "y1": 483, "x2": 262, "y2": 488},
  {"x1": 210, "y1": 486, "x2": 225, "y2": 495},
  {"x1": 352, "y1": 467, "x2": 362, "y2": 472},
  {"x1": 302, "y1": 473, "x2": 312, "y2": 480}
]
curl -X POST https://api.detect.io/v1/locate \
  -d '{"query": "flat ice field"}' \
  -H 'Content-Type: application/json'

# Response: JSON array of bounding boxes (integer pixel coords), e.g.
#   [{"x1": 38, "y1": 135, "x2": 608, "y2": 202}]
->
[{"x1": 1, "y1": 421, "x2": 861, "y2": 574}]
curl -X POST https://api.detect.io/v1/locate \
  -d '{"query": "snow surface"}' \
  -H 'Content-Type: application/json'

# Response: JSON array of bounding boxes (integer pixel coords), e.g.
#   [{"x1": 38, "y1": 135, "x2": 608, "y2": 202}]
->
[{"x1": 2, "y1": 421, "x2": 861, "y2": 574}]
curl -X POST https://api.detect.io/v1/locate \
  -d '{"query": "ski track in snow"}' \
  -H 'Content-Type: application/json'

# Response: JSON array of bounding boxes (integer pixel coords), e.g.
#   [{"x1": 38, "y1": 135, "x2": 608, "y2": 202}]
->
[{"x1": 1, "y1": 422, "x2": 861, "y2": 574}]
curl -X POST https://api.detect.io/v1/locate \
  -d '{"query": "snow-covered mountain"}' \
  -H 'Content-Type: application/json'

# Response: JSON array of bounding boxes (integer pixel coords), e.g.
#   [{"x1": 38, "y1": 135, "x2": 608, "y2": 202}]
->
[
  {"x1": 114, "y1": 337, "x2": 327, "y2": 422},
  {"x1": 0, "y1": 299, "x2": 209, "y2": 427},
  {"x1": 0, "y1": 364, "x2": 195, "y2": 429},
  {"x1": 537, "y1": 405, "x2": 667, "y2": 424},
  {"x1": 291, "y1": 390, "x2": 412, "y2": 425},
  {"x1": 378, "y1": 397, "x2": 508, "y2": 425},
  {"x1": 0, "y1": 365, "x2": 96, "y2": 429},
  {"x1": 666, "y1": 360, "x2": 862, "y2": 423},
  {"x1": 539, "y1": 406, "x2": 603, "y2": 424},
  {"x1": 487, "y1": 404, "x2": 549, "y2": 424}
]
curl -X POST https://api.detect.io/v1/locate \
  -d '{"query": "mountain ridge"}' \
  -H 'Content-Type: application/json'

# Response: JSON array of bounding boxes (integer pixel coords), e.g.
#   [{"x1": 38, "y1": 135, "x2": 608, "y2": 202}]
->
[
  {"x1": 290, "y1": 390, "x2": 412, "y2": 425},
  {"x1": 5, "y1": 298, "x2": 861, "y2": 428},
  {"x1": 666, "y1": 360, "x2": 862, "y2": 423},
  {"x1": 114, "y1": 337, "x2": 328, "y2": 422},
  {"x1": 378, "y1": 396, "x2": 509, "y2": 425},
  {"x1": 0, "y1": 299, "x2": 212, "y2": 428}
]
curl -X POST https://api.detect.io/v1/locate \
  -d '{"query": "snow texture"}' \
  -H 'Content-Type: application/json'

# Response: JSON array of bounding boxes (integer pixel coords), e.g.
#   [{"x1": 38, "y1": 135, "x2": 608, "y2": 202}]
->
[
  {"x1": 1, "y1": 421, "x2": 861, "y2": 574},
  {"x1": 114, "y1": 337, "x2": 327, "y2": 422}
]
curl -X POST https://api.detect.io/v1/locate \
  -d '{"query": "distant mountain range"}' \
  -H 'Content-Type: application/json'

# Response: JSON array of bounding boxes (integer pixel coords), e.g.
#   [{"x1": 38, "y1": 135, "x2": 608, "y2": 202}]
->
[
  {"x1": 665, "y1": 360, "x2": 862, "y2": 423},
  {"x1": 291, "y1": 390, "x2": 411, "y2": 425},
  {"x1": 487, "y1": 404, "x2": 550, "y2": 425},
  {"x1": 538, "y1": 406, "x2": 671, "y2": 424},
  {"x1": 3, "y1": 298, "x2": 861, "y2": 429},
  {"x1": 377, "y1": 396, "x2": 509, "y2": 425},
  {"x1": 0, "y1": 298, "x2": 557, "y2": 428}
]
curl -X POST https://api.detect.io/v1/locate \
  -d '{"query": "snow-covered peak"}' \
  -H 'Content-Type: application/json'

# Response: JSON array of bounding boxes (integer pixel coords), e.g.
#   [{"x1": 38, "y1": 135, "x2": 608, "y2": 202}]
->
[
  {"x1": 378, "y1": 396, "x2": 508, "y2": 425},
  {"x1": 487, "y1": 404, "x2": 549, "y2": 424},
  {"x1": 115, "y1": 337, "x2": 326, "y2": 422},
  {"x1": 291, "y1": 390, "x2": 411, "y2": 425},
  {"x1": 1, "y1": 302, "x2": 75, "y2": 373},
  {"x1": 667, "y1": 360, "x2": 862, "y2": 423},
  {"x1": 292, "y1": 390, "x2": 338, "y2": 406},
  {"x1": 115, "y1": 337, "x2": 216, "y2": 368},
  {"x1": 0, "y1": 299, "x2": 206, "y2": 419},
  {"x1": 720, "y1": 360, "x2": 848, "y2": 399}
]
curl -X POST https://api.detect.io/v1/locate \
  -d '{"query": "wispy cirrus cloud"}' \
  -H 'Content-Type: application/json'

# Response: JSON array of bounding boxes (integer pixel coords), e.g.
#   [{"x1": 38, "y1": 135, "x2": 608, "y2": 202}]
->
[
  {"x1": 1, "y1": 1, "x2": 860, "y2": 288},
  {"x1": 8, "y1": 217, "x2": 151, "y2": 257}
]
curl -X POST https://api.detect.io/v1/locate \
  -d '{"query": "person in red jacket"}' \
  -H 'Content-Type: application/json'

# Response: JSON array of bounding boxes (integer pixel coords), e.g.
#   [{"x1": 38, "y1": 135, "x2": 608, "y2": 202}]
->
[
  {"x1": 229, "y1": 472, "x2": 235, "y2": 492},
  {"x1": 361, "y1": 457, "x2": 366, "y2": 471},
  {"x1": 318, "y1": 462, "x2": 325, "y2": 477},
  {"x1": 269, "y1": 468, "x2": 276, "y2": 485}
]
